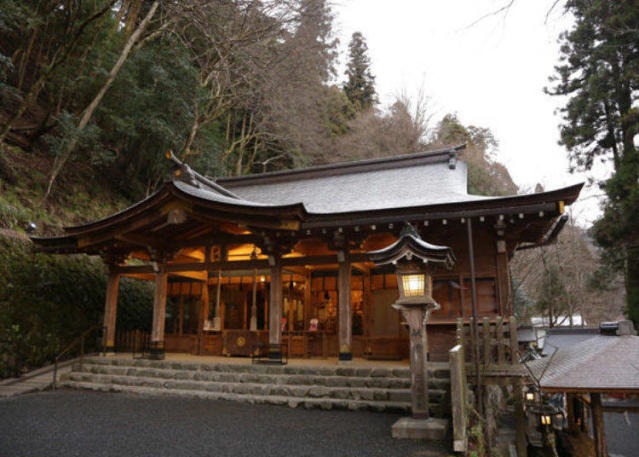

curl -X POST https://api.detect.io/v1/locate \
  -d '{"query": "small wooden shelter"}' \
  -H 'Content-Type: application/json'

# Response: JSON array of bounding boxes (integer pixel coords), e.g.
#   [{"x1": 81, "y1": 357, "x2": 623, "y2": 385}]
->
[
  {"x1": 31, "y1": 146, "x2": 582, "y2": 361},
  {"x1": 527, "y1": 323, "x2": 639, "y2": 457}
]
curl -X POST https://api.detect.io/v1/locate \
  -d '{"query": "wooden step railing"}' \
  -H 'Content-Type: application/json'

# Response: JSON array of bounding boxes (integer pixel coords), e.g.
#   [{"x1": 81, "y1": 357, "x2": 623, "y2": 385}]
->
[{"x1": 456, "y1": 316, "x2": 520, "y2": 368}]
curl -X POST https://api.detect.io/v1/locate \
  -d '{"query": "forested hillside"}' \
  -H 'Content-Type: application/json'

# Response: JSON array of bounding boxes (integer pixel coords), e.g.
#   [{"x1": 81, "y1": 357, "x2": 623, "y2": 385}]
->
[
  {"x1": 0, "y1": 0, "x2": 622, "y2": 377},
  {"x1": 0, "y1": 0, "x2": 520, "y2": 230}
]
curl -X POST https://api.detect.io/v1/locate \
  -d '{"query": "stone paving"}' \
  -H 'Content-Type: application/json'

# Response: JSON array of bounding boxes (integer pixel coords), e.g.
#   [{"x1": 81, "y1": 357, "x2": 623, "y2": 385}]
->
[{"x1": 0, "y1": 390, "x2": 451, "y2": 457}]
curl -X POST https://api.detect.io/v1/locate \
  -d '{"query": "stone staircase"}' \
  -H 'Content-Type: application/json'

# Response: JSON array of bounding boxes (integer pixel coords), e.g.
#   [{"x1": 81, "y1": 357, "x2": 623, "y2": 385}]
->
[{"x1": 61, "y1": 357, "x2": 451, "y2": 416}]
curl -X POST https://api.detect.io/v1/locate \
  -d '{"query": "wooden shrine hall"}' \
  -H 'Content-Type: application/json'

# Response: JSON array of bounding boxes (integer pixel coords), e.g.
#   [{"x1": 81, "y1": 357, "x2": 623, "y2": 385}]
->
[{"x1": 31, "y1": 146, "x2": 582, "y2": 361}]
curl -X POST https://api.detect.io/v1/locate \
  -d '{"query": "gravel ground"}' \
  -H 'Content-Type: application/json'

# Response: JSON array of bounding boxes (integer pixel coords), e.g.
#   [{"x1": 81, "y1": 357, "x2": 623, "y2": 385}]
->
[{"x1": 0, "y1": 390, "x2": 449, "y2": 457}]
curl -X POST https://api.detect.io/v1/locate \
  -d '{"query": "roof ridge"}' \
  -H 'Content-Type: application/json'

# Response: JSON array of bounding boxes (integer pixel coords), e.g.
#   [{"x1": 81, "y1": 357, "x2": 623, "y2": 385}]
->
[
  {"x1": 217, "y1": 145, "x2": 466, "y2": 187},
  {"x1": 166, "y1": 151, "x2": 239, "y2": 199}
]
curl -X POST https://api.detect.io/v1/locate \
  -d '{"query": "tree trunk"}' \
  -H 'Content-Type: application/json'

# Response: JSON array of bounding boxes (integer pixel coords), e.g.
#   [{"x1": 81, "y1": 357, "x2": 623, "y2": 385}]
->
[
  {"x1": 43, "y1": 1, "x2": 160, "y2": 201},
  {"x1": 0, "y1": 0, "x2": 118, "y2": 144}
]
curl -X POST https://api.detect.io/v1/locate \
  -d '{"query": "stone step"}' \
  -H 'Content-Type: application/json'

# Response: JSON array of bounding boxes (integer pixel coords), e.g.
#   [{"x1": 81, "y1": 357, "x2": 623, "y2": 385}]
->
[
  {"x1": 79, "y1": 357, "x2": 450, "y2": 379},
  {"x1": 65, "y1": 372, "x2": 448, "y2": 404},
  {"x1": 73, "y1": 363, "x2": 450, "y2": 391},
  {"x1": 62, "y1": 380, "x2": 413, "y2": 414}
]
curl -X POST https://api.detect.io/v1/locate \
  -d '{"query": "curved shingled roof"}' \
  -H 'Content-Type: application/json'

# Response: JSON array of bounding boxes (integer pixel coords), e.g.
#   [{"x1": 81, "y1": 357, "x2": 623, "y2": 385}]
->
[
  {"x1": 30, "y1": 146, "x2": 584, "y2": 253},
  {"x1": 217, "y1": 146, "x2": 582, "y2": 216}
]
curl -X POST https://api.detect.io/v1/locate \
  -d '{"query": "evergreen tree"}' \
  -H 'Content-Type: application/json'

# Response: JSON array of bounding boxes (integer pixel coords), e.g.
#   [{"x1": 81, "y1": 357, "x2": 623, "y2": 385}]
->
[
  {"x1": 343, "y1": 31, "x2": 377, "y2": 112},
  {"x1": 547, "y1": 0, "x2": 639, "y2": 328}
]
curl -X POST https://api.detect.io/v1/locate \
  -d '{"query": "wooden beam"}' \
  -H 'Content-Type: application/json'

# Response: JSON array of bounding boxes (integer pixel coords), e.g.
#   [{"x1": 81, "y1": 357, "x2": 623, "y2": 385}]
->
[
  {"x1": 301, "y1": 202, "x2": 560, "y2": 229},
  {"x1": 114, "y1": 253, "x2": 373, "y2": 275},
  {"x1": 170, "y1": 271, "x2": 207, "y2": 281}
]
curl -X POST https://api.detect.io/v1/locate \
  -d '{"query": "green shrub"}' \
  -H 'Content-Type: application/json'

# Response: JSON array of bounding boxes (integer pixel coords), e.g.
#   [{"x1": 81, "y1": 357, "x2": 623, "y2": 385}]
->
[{"x1": 0, "y1": 238, "x2": 152, "y2": 378}]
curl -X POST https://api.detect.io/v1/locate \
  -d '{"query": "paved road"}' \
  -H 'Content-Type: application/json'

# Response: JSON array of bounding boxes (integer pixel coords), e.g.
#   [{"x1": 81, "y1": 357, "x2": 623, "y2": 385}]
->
[
  {"x1": 0, "y1": 390, "x2": 449, "y2": 457},
  {"x1": 605, "y1": 411, "x2": 639, "y2": 457}
]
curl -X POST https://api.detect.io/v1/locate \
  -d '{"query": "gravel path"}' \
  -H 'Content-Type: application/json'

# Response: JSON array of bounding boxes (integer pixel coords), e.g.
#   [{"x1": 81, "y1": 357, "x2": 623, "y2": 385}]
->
[{"x1": 0, "y1": 390, "x2": 449, "y2": 457}]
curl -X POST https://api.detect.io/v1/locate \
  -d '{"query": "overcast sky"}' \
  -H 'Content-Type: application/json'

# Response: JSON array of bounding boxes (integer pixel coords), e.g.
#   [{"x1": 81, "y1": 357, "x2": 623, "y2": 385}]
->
[{"x1": 332, "y1": 0, "x2": 606, "y2": 226}]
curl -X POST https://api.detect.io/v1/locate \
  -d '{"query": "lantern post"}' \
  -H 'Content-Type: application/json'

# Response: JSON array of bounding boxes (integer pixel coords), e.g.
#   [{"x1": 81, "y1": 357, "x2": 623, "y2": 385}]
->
[{"x1": 368, "y1": 223, "x2": 455, "y2": 440}]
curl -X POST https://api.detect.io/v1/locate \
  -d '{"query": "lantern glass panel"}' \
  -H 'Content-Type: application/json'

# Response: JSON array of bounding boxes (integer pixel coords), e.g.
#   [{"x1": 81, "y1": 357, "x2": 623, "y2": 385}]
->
[{"x1": 401, "y1": 273, "x2": 425, "y2": 297}]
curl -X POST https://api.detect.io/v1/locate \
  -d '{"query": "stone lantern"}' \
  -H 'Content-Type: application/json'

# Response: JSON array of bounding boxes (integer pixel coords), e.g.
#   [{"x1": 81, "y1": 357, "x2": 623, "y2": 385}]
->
[{"x1": 368, "y1": 223, "x2": 455, "y2": 439}]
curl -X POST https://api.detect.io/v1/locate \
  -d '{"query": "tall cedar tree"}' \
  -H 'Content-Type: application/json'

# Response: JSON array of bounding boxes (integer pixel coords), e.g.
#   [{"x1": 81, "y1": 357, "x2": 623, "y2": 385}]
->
[
  {"x1": 547, "y1": 0, "x2": 639, "y2": 327},
  {"x1": 343, "y1": 32, "x2": 377, "y2": 112}
]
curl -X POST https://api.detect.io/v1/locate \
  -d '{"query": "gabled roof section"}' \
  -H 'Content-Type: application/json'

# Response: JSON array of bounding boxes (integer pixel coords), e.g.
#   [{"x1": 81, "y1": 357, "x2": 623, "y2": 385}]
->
[
  {"x1": 528, "y1": 335, "x2": 639, "y2": 392},
  {"x1": 217, "y1": 146, "x2": 479, "y2": 214},
  {"x1": 217, "y1": 145, "x2": 582, "y2": 215}
]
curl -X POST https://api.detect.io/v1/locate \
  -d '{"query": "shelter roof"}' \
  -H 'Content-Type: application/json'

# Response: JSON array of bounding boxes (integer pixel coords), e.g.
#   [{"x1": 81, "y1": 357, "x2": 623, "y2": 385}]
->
[
  {"x1": 217, "y1": 146, "x2": 582, "y2": 215},
  {"x1": 527, "y1": 335, "x2": 639, "y2": 393},
  {"x1": 541, "y1": 327, "x2": 599, "y2": 356}
]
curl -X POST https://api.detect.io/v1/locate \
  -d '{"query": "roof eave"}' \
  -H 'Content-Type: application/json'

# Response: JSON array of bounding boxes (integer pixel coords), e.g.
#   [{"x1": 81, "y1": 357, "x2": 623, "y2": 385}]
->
[{"x1": 300, "y1": 182, "x2": 584, "y2": 228}]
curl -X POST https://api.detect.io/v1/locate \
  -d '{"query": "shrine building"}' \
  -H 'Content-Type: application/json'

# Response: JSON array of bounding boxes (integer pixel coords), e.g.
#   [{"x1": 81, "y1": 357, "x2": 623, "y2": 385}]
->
[{"x1": 31, "y1": 146, "x2": 582, "y2": 362}]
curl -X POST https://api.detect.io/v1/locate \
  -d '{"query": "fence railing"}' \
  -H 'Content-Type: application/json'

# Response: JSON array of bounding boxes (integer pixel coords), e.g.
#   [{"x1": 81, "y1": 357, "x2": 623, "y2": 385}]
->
[
  {"x1": 115, "y1": 329, "x2": 150, "y2": 358},
  {"x1": 456, "y1": 315, "x2": 520, "y2": 366},
  {"x1": 53, "y1": 325, "x2": 103, "y2": 389}
]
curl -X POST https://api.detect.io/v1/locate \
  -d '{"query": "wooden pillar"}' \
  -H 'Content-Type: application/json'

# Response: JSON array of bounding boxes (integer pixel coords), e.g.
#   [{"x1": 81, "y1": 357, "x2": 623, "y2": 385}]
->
[
  {"x1": 268, "y1": 256, "x2": 283, "y2": 358},
  {"x1": 513, "y1": 381, "x2": 528, "y2": 457},
  {"x1": 178, "y1": 295, "x2": 184, "y2": 336},
  {"x1": 150, "y1": 264, "x2": 168, "y2": 359},
  {"x1": 212, "y1": 270, "x2": 222, "y2": 331},
  {"x1": 566, "y1": 393, "x2": 579, "y2": 433},
  {"x1": 304, "y1": 270, "x2": 311, "y2": 331},
  {"x1": 250, "y1": 269, "x2": 258, "y2": 331},
  {"x1": 467, "y1": 218, "x2": 482, "y2": 413},
  {"x1": 400, "y1": 307, "x2": 430, "y2": 418},
  {"x1": 338, "y1": 253, "x2": 352, "y2": 361},
  {"x1": 198, "y1": 281, "x2": 209, "y2": 354},
  {"x1": 102, "y1": 266, "x2": 120, "y2": 353},
  {"x1": 495, "y1": 223, "x2": 509, "y2": 316},
  {"x1": 591, "y1": 393, "x2": 608, "y2": 457},
  {"x1": 363, "y1": 271, "x2": 372, "y2": 338}
]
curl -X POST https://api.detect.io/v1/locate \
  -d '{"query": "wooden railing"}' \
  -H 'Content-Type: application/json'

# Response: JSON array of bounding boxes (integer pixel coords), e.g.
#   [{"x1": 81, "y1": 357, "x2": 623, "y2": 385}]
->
[
  {"x1": 115, "y1": 329, "x2": 150, "y2": 357},
  {"x1": 53, "y1": 325, "x2": 103, "y2": 390},
  {"x1": 456, "y1": 316, "x2": 520, "y2": 367},
  {"x1": 455, "y1": 315, "x2": 527, "y2": 457}
]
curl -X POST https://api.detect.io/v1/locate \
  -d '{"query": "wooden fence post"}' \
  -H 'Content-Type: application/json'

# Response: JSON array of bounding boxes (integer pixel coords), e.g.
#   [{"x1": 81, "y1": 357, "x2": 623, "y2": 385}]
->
[
  {"x1": 482, "y1": 317, "x2": 490, "y2": 364},
  {"x1": 469, "y1": 317, "x2": 476, "y2": 365},
  {"x1": 496, "y1": 316, "x2": 505, "y2": 364},
  {"x1": 450, "y1": 344, "x2": 467, "y2": 453},
  {"x1": 509, "y1": 316, "x2": 519, "y2": 363}
]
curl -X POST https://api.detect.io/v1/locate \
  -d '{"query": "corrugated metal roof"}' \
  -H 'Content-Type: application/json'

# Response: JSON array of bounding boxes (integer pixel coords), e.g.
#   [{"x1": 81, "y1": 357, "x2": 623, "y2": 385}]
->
[{"x1": 528, "y1": 335, "x2": 639, "y2": 391}]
